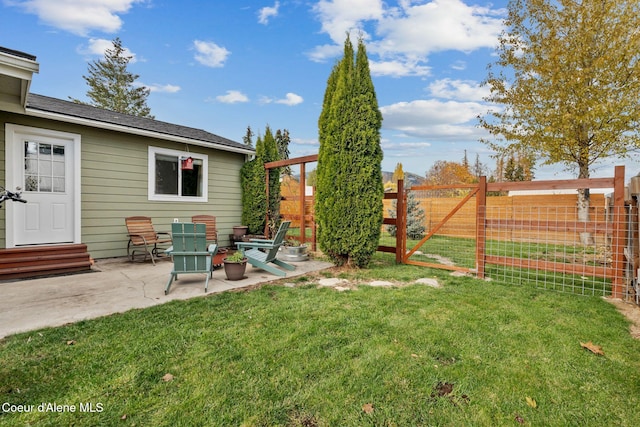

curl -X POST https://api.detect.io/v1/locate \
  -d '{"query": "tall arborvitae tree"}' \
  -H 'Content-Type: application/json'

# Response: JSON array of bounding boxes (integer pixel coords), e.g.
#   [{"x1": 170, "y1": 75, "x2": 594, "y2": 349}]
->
[
  {"x1": 70, "y1": 38, "x2": 153, "y2": 118},
  {"x1": 263, "y1": 127, "x2": 282, "y2": 236},
  {"x1": 316, "y1": 35, "x2": 383, "y2": 267},
  {"x1": 241, "y1": 136, "x2": 266, "y2": 235},
  {"x1": 240, "y1": 126, "x2": 281, "y2": 236}
]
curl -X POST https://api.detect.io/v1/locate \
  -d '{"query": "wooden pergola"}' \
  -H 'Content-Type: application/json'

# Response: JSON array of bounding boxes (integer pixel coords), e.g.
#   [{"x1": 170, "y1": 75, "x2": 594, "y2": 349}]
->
[{"x1": 264, "y1": 154, "x2": 318, "y2": 250}]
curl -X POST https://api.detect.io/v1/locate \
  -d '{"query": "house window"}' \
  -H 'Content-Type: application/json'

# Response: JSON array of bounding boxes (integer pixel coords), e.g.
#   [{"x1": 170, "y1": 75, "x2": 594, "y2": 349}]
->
[{"x1": 148, "y1": 147, "x2": 208, "y2": 202}]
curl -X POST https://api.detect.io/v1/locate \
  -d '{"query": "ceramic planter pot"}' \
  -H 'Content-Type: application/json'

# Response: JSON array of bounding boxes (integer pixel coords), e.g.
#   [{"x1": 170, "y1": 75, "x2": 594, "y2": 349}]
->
[
  {"x1": 232, "y1": 225, "x2": 248, "y2": 238},
  {"x1": 223, "y1": 258, "x2": 247, "y2": 280},
  {"x1": 278, "y1": 245, "x2": 308, "y2": 262}
]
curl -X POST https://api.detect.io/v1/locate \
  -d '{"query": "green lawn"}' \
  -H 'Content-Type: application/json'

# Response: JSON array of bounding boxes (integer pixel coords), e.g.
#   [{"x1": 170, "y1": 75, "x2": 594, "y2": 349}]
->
[{"x1": 1, "y1": 253, "x2": 639, "y2": 426}]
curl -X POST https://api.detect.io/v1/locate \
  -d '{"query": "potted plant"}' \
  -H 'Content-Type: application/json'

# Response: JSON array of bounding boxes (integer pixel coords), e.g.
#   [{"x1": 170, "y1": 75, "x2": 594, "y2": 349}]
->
[
  {"x1": 278, "y1": 238, "x2": 309, "y2": 262},
  {"x1": 223, "y1": 251, "x2": 247, "y2": 280}
]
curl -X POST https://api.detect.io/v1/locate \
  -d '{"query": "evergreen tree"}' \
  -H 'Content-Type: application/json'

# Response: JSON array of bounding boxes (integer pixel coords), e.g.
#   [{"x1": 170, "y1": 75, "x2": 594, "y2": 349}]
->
[
  {"x1": 275, "y1": 129, "x2": 291, "y2": 177},
  {"x1": 316, "y1": 35, "x2": 383, "y2": 267},
  {"x1": 263, "y1": 127, "x2": 282, "y2": 236},
  {"x1": 388, "y1": 188, "x2": 426, "y2": 240},
  {"x1": 243, "y1": 125, "x2": 254, "y2": 147},
  {"x1": 240, "y1": 126, "x2": 281, "y2": 236},
  {"x1": 241, "y1": 137, "x2": 266, "y2": 235},
  {"x1": 70, "y1": 38, "x2": 153, "y2": 118}
]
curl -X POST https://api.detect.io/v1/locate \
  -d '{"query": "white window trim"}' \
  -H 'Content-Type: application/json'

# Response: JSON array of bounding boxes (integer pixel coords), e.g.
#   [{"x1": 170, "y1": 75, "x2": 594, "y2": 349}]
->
[{"x1": 148, "y1": 146, "x2": 208, "y2": 202}]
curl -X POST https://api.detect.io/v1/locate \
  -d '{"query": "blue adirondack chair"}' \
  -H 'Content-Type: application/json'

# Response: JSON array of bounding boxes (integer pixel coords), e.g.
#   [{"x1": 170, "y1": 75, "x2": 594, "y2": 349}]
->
[
  {"x1": 235, "y1": 221, "x2": 295, "y2": 277},
  {"x1": 165, "y1": 222, "x2": 218, "y2": 294}
]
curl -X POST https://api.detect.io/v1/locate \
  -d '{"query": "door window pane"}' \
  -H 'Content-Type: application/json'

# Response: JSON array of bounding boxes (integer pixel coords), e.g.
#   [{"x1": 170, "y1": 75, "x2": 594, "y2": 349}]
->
[{"x1": 24, "y1": 141, "x2": 66, "y2": 193}]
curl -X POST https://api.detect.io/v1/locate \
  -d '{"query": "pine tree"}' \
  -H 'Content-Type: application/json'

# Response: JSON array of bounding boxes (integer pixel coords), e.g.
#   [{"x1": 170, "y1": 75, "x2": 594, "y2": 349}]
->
[
  {"x1": 70, "y1": 38, "x2": 153, "y2": 118},
  {"x1": 275, "y1": 129, "x2": 291, "y2": 177},
  {"x1": 316, "y1": 35, "x2": 383, "y2": 267},
  {"x1": 243, "y1": 126, "x2": 254, "y2": 147}
]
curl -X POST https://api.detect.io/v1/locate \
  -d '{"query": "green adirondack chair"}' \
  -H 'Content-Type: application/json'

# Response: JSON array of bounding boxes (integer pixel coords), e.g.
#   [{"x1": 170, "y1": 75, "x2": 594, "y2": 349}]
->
[
  {"x1": 165, "y1": 222, "x2": 218, "y2": 294},
  {"x1": 235, "y1": 221, "x2": 295, "y2": 277}
]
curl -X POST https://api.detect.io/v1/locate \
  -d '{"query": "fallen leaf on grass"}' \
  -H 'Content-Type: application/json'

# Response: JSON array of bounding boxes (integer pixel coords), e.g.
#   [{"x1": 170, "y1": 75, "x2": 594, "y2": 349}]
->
[
  {"x1": 525, "y1": 396, "x2": 537, "y2": 408},
  {"x1": 362, "y1": 403, "x2": 374, "y2": 414},
  {"x1": 162, "y1": 373, "x2": 174, "y2": 382},
  {"x1": 580, "y1": 341, "x2": 604, "y2": 355}
]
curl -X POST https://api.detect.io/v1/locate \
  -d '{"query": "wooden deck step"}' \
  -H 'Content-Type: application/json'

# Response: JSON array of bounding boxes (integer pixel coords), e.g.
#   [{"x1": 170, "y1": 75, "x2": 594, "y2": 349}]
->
[{"x1": 0, "y1": 244, "x2": 92, "y2": 280}]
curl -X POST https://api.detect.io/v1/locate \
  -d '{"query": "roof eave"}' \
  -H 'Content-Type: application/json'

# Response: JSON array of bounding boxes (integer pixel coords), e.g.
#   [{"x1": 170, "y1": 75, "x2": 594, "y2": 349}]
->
[
  {"x1": 0, "y1": 49, "x2": 39, "y2": 108},
  {"x1": 24, "y1": 107, "x2": 255, "y2": 155}
]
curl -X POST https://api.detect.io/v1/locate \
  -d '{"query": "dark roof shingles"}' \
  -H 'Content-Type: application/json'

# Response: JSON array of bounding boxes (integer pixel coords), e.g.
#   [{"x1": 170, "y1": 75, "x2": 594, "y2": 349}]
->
[{"x1": 26, "y1": 93, "x2": 251, "y2": 152}]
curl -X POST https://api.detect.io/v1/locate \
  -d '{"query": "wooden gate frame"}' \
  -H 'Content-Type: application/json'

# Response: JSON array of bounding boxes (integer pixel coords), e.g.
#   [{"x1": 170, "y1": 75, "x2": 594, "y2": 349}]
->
[
  {"x1": 391, "y1": 166, "x2": 626, "y2": 298},
  {"x1": 401, "y1": 182, "x2": 480, "y2": 274}
]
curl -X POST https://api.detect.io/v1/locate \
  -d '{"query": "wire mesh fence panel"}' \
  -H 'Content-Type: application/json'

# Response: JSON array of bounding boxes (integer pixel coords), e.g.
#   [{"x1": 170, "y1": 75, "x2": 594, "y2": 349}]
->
[
  {"x1": 483, "y1": 205, "x2": 624, "y2": 297},
  {"x1": 380, "y1": 182, "x2": 634, "y2": 302}
]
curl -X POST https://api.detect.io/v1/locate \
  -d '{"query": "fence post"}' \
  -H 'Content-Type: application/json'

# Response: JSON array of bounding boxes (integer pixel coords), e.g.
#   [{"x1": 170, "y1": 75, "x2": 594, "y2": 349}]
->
[
  {"x1": 396, "y1": 179, "x2": 406, "y2": 264},
  {"x1": 611, "y1": 165, "x2": 625, "y2": 298},
  {"x1": 476, "y1": 176, "x2": 487, "y2": 279}
]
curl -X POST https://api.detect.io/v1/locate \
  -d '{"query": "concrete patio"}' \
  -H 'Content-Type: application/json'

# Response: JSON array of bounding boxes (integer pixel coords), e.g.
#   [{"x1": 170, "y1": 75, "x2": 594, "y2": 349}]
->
[{"x1": 0, "y1": 256, "x2": 332, "y2": 339}]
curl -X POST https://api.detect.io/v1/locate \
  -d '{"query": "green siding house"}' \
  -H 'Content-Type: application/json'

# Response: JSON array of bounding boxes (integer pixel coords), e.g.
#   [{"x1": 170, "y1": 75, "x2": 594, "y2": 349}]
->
[{"x1": 0, "y1": 46, "x2": 254, "y2": 264}]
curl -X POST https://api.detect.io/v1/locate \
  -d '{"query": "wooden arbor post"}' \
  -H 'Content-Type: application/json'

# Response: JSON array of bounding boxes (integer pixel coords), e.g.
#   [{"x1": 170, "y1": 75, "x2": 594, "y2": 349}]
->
[{"x1": 264, "y1": 154, "x2": 319, "y2": 249}]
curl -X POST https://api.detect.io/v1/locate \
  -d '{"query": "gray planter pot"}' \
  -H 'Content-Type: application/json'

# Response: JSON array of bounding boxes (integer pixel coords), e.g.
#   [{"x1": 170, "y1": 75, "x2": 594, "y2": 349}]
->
[{"x1": 278, "y1": 245, "x2": 308, "y2": 262}]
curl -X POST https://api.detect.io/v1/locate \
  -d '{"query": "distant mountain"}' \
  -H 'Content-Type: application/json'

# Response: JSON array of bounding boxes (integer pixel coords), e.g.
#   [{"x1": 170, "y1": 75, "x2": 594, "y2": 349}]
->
[
  {"x1": 291, "y1": 170, "x2": 425, "y2": 186},
  {"x1": 382, "y1": 171, "x2": 425, "y2": 186}
]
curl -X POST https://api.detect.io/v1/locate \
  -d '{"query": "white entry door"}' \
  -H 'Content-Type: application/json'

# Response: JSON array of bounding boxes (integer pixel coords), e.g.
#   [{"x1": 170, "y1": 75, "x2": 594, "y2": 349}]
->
[{"x1": 5, "y1": 125, "x2": 80, "y2": 247}]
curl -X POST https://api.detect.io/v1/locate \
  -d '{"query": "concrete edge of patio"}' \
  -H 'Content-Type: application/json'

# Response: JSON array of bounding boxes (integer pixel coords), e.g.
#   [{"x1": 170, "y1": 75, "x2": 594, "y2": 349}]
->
[{"x1": 0, "y1": 256, "x2": 333, "y2": 339}]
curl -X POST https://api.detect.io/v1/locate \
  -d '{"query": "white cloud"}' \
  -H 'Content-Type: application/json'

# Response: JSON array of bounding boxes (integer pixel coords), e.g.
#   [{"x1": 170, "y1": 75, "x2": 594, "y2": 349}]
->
[
  {"x1": 145, "y1": 83, "x2": 181, "y2": 93},
  {"x1": 312, "y1": 0, "x2": 385, "y2": 44},
  {"x1": 77, "y1": 38, "x2": 138, "y2": 63},
  {"x1": 292, "y1": 137, "x2": 319, "y2": 146},
  {"x1": 258, "y1": 1, "x2": 279, "y2": 25},
  {"x1": 310, "y1": 0, "x2": 505, "y2": 76},
  {"x1": 193, "y1": 40, "x2": 230, "y2": 68},
  {"x1": 216, "y1": 90, "x2": 249, "y2": 104},
  {"x1": 375, "y1": 0, "x2": 504, "y2": 56},
  {"x1": 307, "y1": 44, "x2": 343, "y2": 63},
  {"x1": 381, "y1": 140, "x2": 432, "y2": 151},
  {"x1": 428, "y1": 79, "x2": 489, "y2": 102},
  {"x1": 380, "y1": 99, "x2": 486, "y2": 139},
  {"x1": 369, "y1": 59, "x2": 430, "y2": 77},
  {"x1": 275, "y1": 92, "x2": 304, "y2": 106},
  {"x1": 9, "y1": 0, "x2": 143, "y2": 36}
]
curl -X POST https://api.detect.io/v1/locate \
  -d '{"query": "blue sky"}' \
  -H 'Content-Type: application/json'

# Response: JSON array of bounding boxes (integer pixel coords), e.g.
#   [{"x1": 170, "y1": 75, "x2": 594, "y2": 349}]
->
[{"x1": 0, "y1": 0, "x2": 634, "y2": 179}]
